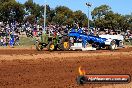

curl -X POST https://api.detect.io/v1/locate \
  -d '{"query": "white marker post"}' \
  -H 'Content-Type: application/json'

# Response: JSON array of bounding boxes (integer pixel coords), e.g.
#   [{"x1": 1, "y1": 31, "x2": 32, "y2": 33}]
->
[{"x1": 43, "y1": 0, "x2": 46, "y2": 34}]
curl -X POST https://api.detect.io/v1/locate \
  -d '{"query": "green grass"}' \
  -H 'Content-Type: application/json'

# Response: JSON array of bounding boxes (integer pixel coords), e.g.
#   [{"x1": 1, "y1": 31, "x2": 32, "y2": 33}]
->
[
  {"x1": 124, "y1": 39, "x2": 132, "y2": 45},
  {"x1": 19, "y1": 37, "x2": 36, "y2": 46}
]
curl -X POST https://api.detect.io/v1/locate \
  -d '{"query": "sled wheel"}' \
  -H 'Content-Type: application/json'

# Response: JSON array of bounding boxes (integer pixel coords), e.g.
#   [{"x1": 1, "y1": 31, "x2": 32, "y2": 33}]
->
[
  {"x1": 108, "y1": 40, "x2": 117, "y2": 50},
  {"x1": 119, "y1": 40, "x2": 123, "y2": 47},
  {"x1": 96, "y1": 44, "x2": 101, "y2": 50}
]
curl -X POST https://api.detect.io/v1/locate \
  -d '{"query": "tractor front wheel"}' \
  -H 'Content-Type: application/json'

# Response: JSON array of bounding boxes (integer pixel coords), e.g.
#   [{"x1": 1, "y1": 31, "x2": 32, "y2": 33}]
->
[{"x1": 47, "y1": 42, "x2": 55, "y2": 51}]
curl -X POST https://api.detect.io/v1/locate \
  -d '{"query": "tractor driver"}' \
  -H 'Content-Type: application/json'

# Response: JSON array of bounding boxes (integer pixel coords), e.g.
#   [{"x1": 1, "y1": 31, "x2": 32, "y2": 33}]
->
[{"x1": 53, "y1": 30, "x2": 57, "y2": 38}]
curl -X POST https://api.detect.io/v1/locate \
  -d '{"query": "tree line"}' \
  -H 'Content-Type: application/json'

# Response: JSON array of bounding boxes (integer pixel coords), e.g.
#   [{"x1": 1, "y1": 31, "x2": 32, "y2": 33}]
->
[{"x1": 0, "y1": 0, "x2": 132, "y2": 31}]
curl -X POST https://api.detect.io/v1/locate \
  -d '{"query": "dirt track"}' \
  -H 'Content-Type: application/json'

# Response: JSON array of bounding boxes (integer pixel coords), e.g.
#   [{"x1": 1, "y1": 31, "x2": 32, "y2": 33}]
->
[{"x1": 0, "y1": 47, "x2": 132, "y2": 88}]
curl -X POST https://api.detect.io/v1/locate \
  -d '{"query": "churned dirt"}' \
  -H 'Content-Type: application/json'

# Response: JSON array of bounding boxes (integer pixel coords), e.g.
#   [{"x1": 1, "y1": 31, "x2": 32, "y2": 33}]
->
[{"x1": 0, "y1": 46, "x2": 132, "y2": 88}]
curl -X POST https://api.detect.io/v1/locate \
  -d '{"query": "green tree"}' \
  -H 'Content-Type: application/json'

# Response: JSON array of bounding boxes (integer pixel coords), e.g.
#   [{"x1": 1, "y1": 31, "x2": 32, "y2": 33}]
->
[
  {"x1": 24, "y1": 15, "x2": 35, "y2": 25},
  {"x1": 103, "y1": 12, "x2": 130, "y2": 31},
  {"x1": 52, "y1": 6, "x2": 73, "y2": 25},
  {"x1": 91, "y1": 5, "x2": 111, "y2": 29},
  {"x1": 73, "y1": 10, "x2": 88, "y2": 27},
  {"x1": 52, "y1": 14, "x2": 66, "y2": 25},
  {"x1": 91, "y1": 5, "x2": 111, "y2": 20},
  {"x1": 0, "y1": 0, "x2": 14, "y2": 3},
  {"x1": 0, "y1": 0, "x2": 25, "y2": 23},
  {"x1": 124, "y1": 14, "x2": 132, "y2": 30},
  {"x1": 24, "y1": 0, "x2": 41, "y2": 22}
]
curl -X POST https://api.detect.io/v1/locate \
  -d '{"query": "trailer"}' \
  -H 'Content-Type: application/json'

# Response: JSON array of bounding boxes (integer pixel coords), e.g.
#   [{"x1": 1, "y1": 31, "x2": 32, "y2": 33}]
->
[
  {"x1": 99, "y1": 34, "x2": 124, "y2": 47},
  {"x1": 68, "y1": 28, "x2": 117, "y2": 51}
]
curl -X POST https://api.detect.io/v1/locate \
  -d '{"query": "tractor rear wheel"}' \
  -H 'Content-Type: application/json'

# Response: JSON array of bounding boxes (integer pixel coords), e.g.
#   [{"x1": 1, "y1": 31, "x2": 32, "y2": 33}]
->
[
  {"x1": 60, "y1": 37, "x2": 70, "y2": 51},
  {"x1": 36, "y1": 42, "x2": 43, "y2": 51}
]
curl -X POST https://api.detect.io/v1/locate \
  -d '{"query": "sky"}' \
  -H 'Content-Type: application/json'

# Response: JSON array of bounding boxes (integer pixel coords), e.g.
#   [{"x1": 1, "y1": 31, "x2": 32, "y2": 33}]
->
[{"x1": 16, "y1": 0, "x2": 132, "y2": 19}]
